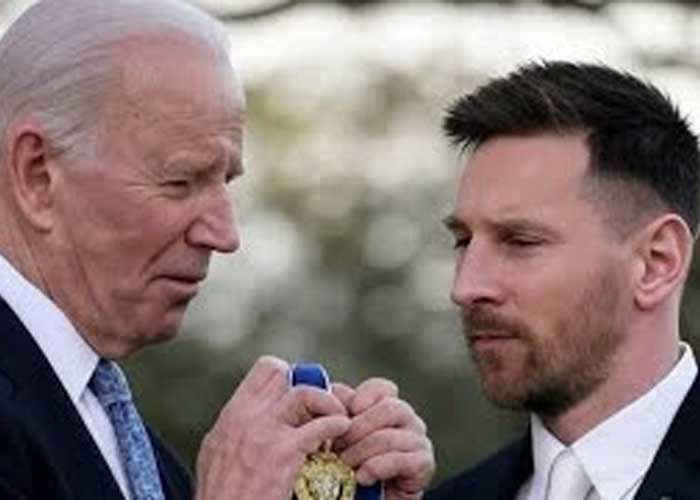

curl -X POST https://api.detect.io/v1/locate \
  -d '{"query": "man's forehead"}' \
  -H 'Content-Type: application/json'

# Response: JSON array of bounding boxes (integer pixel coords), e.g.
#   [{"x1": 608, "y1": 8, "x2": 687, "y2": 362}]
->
[
  {"x1": 114, "y1": 35, "x2": 242, "y2": 99},
  {"x1": 460, "y1": 134, "x2": 588, "y2": 189},
  {"x1": 106, "y1": 48, "x2": 244, "y2": 130},
  {"x1": 453, "y1": 133, "x2": 591, "y2": 220},
  {"x1": 469, "y1": 132, "x2": 587, "y2": 169}
]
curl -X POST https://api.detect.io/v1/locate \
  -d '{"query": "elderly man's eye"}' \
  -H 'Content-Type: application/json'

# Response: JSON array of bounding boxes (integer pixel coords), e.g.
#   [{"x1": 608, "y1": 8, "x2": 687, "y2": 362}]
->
[
  {"x1": 452, "y1": 235, "x2": 471, "y2": 251},
  {"x1": 163, "y1": 179, "x2": 192, "y2": 197}
]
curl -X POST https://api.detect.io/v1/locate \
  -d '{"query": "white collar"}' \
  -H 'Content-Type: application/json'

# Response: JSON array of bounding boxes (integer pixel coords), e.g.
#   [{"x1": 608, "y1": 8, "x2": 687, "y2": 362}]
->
[
  {"x1": 527, "y1": 416, "x2": 567, "y2": 499},
  {"x1": 529, "y1": 344, "x2": 697, "y2": 500},
  {"x1": 0, "y1": 253, "x2": 98, "y2": 403}
]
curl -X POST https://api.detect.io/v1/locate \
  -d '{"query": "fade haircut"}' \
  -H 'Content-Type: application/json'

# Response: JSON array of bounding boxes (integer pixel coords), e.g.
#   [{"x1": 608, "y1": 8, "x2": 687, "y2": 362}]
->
[
  {"x1": 0, "y1": 0, "x2": 233, "y2": 163},
  {"x1": 443, "y1": 61, "x2": 700, "y2": 237}
]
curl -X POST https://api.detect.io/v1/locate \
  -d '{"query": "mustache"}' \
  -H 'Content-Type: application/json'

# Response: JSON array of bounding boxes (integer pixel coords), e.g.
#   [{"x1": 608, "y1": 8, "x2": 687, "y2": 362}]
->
[{"x1": 460, "y1": 307, "x2": 530, "y2": 339}]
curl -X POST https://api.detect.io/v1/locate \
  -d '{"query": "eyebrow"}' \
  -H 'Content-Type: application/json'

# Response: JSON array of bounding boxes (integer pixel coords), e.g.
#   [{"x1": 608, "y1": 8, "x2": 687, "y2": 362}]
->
[
  {"x1": 442, "y1": 214, "x2": 559, "y2": 239},
  {"x1": 492, "y1": 218, "x2": 559, "y2": 237},
  {"x1": 221, "y1": 133, "x2": 245, "y2": 177},
  {"x1": 228, "y1": 154, "x2": 244, "y2": 178},
  {"x1": 207, "y1": 140, "x2": 243, "y2": 180},
  {"x1": 442, "y1": 214, "x2": 466, "y2": 232}
]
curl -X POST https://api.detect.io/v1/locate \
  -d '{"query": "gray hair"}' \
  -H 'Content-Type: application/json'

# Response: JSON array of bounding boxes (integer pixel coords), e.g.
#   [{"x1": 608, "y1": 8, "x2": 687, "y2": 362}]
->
[{"x1": 0, "y1": 0, "x2": 234, "y2": 162}]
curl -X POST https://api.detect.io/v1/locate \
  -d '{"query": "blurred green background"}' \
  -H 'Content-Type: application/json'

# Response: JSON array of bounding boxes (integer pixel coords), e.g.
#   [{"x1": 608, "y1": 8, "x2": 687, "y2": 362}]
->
[{"x1": 5, "y1": 0, "x2": 700, "y2": 485}]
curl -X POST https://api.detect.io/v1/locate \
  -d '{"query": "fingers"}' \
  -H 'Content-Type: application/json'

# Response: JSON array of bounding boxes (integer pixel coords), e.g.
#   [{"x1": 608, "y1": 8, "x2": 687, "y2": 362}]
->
[
  {"x1": 296, "y1": 415, "x2": 352, "y2": 454},
  {"x1": 339, "y1": 428, "x2": 424, "y2": 468},
  {"x1": 338, "y1": 396, "x2": 425, "y2": 450},
  {"x1": 278, "y1": 384, "x2": 351, "y2": 452},
  {"x1": 354, "y1": 449, "x2": 435, "y2": 489},
  {"x1": 338, "y1": 412, "x2": 432, "y2": 486},
  {"x1": 330, "y1": 376, "x2": 435, "y2": 499},
  {"x1": 195, "y1": 357, "x2": 354, "y2": 500},
  {"x1": 200, "y1": 362, "x2": 434, "y2": 500},
  {"x1": 349, "y1": 377, "x2": 398, "y2": 415},
  {"x1": 278, "y1": 385, "x2": 348, "y2": 426},
  {"x1": 235, "y1": 355, "x2": 290, "y2": 400},
  {"x1": 331, "y1": 382, "x2": 355, "y2": 409}
]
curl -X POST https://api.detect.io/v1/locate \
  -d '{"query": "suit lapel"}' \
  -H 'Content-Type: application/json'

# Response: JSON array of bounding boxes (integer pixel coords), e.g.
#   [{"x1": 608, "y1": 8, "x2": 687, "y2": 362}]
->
[
  {"x1": 634, "y1": 374, "x2": 700, "y2": 500},
  {"x1": 469, "y1": 432, "x2": 533, "y2": 500},
  {"x1": 415, "y1": 426, "x2": 532, "y2": 500},
  {"x1": 496, "y1": 433, "x2": 533, "y2": 500},
  {"x1": 0, "y1": 297, "x2": 125, "y2": 499},
  {"x1": 149, "y1": 427, "x2": 193, "y2": 500}
]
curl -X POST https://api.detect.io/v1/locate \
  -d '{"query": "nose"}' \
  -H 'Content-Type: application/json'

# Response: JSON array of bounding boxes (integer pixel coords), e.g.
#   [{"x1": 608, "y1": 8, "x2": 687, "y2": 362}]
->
[
  {"x1": 450, "y1": 240, "x2": 504, "y2": 308},
  {"x1": 186, "y1": 187, "x2": 240, "y2": 253}
]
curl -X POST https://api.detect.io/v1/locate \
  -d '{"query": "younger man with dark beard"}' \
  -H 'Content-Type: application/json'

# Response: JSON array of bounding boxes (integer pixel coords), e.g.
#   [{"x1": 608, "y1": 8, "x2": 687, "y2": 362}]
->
[{"x1": 428, "y1": 61, "x2": 700, "y2": 500}]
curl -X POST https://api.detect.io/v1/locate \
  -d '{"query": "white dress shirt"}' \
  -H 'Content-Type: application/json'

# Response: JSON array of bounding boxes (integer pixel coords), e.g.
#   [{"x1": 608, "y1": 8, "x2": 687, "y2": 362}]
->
[
  {"x1": 0, "y1": 254, "x2": 132, "y2": 499},
  {"x1": 518, "y1": 343, "x2": 697, "y2": 500}
]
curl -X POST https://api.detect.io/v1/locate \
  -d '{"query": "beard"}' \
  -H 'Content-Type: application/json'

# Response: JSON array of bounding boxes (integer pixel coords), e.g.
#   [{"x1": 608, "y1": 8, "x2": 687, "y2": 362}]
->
[{"x1": 462, "y1": 263, "x2": 627, "y2": 419}]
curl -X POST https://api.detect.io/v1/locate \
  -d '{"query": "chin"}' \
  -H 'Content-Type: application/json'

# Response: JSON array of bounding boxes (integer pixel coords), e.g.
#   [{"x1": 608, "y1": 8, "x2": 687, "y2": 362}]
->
[
  {"x1": 127, "y1": 319, "x2": 183, "y2": 352},
  {"x1": 150, "y1": 306, "x2": 188, "y2": 338},
  {"x1": 151, "y1": 322, "x2": 183, "y2": 344}
]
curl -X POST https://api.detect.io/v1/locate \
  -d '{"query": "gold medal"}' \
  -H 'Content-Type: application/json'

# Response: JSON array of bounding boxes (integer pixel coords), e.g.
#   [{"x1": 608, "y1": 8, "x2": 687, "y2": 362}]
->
[{"x1": 294, "y1": 445, "x2": 356, "y2": 500}]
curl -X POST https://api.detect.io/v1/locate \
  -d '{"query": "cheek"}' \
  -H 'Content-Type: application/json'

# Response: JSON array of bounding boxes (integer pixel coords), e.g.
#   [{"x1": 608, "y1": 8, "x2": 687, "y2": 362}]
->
[
  {"x1": 514, "y1": 265, "x2": 584, "y2": 332},
  {"x1": 67, "y1": 200, "x2": 136, "y2": 254},
  {"x1": 83, "y1": 190, "x2": 186, "y2": 245},
  {"x1": 57, "y1": 200, "x2": 156, "y2": 285},
  {"x1": 57, "y1": 181, "x2": 130, "y2": 242}
]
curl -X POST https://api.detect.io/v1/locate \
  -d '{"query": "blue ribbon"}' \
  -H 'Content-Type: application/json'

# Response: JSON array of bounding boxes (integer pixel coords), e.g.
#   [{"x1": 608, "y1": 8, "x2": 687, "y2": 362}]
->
[{"x1": 290, "y1": 363, "x2": 383, "y2": 500}]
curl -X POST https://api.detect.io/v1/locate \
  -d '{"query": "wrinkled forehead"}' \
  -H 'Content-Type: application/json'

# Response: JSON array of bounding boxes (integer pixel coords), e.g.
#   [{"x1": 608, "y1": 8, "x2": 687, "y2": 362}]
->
[
  {"x1": 93, "y1": 37, "x2": 245, "y2": 177},
  {"x1": 105, "y1": 36, "x2": 245, "y2": 129},
  {"x1": 115, "y1": 34, "x2": 242, "y2": 101}
]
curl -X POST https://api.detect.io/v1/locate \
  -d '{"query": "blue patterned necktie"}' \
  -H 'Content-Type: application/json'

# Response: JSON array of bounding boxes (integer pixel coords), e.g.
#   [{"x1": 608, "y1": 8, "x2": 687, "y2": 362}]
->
[{"x1": 90, "y1": 359, "x2": 165, "y2": 500}]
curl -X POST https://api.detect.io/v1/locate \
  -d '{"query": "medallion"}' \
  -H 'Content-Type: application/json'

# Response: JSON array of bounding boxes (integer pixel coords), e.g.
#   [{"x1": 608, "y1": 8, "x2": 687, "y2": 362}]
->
[{"x1": 294, "y1": 449, "x2": 356, "y2": 500}]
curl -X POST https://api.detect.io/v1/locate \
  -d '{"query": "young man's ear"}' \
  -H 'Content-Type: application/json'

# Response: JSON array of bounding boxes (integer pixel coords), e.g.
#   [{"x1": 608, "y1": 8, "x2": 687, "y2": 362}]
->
[
  {"x1": 5, "y1": 124, "x2": 55, "y2": 231},
  {"x1": 633, "y1": 214, "x2": 693, "y2": 311}
]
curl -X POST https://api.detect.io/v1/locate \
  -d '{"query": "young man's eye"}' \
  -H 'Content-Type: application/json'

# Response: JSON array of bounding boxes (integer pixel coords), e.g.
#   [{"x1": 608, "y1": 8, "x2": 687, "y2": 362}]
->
[{"x1": 506, "y1": 235, "x2": 542, "y2": 247}]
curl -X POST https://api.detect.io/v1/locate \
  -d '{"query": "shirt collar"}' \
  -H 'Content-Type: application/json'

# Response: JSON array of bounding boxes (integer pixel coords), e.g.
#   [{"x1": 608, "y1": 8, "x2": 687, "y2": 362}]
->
[
  {"x1": 0, "y1": 253, "x2": 99, "y2": 403},
  {"x1": 529, "y1": 343, "x2": 697, "y2": 500},
  {"x1": 573, "y1": 343, "x2": 697, "y2": 500},
  {"x1": 528, "y1": 415, "x2": 566, "y2": 499}
]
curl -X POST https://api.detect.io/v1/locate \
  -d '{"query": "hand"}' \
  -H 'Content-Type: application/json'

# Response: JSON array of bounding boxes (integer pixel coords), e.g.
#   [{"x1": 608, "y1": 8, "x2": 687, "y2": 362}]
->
[
  {"x1": 194, "y1": 356, "x2": 351, "y2": 500},
  {"x1": 333, "y1": 378, "x2": 435, "y2": 500}
]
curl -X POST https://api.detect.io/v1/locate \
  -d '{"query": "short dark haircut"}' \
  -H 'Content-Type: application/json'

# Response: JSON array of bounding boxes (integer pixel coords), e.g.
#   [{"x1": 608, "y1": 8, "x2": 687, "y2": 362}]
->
[{"x1": 443, "y1": 61, "x2": 700, "y2": 236}]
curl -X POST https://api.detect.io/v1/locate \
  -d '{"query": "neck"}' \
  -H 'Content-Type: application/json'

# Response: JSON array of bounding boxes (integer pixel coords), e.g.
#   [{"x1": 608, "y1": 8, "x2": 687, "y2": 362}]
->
[{"x1": 542, "y1": 314, "x2": 681, "y2": 444}]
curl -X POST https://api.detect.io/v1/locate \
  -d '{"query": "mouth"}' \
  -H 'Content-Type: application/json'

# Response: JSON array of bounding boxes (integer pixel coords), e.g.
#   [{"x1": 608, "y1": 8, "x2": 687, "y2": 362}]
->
[
  {"x1": 158, "y1": 274, "x2": 206, "y2": 298},
  {"x1": 469, "y1": 331, "x2": 518, "y2": 348},
  {"x1": 165, "y1": 273, "x2": 206, "y2": 283}
]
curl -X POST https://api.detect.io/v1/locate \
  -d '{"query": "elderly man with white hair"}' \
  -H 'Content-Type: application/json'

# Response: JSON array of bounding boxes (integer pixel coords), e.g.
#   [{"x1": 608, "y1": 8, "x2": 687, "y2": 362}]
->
[{"x1": 0, "y1": 1, "x2": 434, "y2": 499}]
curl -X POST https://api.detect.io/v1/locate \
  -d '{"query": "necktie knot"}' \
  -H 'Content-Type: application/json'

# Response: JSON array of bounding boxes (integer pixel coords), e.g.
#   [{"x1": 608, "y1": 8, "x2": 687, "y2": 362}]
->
[
  {"x1": 547, "y1": 448, "x2": 592, "y2": 500},
  {"x1": 90, "y1": 359, "x2": 132, "y2": 406}
]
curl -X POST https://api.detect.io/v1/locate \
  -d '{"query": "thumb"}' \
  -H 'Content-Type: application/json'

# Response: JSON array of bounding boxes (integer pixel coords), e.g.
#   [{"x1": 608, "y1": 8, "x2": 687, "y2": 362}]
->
[
  {"x1": 296, "y1": 415, "x2": 351, "y2": 454},
  {"x1": 331, "y1": 382, "x2": 356, "y2": 410}
]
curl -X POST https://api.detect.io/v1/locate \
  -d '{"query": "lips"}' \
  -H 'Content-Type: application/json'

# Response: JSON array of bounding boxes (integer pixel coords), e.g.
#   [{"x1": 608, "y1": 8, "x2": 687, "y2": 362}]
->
[
  {"x1": 157, "y1": 273, "x2": 206, "y2": 298},
  {"x1": 470, "y1": 330, "x2": 516, "y2": 342},
  {"x1": 162, "y1": 273, "x2": 206, "y2": 284}
]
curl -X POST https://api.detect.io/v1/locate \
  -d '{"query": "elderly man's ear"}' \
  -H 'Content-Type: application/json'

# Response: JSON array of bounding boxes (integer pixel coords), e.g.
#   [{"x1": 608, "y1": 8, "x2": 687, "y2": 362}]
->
[
  {"x1": 632, "y1": 213, "x2": 694, "y2": 311},
  {"x1": 5, "y1": 125, "x2": 56, "y2": 232}
]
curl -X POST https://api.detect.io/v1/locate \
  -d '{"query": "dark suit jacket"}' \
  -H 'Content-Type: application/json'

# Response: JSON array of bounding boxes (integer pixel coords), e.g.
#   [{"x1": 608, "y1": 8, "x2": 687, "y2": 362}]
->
[
  {"x1": 427, "y1": 374, "x2": 700, "y2": 500},
  {"x1": 0, "y1": 297, "x2": 192, "y2": 499}
]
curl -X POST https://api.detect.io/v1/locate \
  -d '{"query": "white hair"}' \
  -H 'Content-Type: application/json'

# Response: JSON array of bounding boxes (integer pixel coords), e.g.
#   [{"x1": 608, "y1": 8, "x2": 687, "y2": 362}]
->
[{"x1": 0, "y1": 0, "x2": 235, "y2": 162}]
